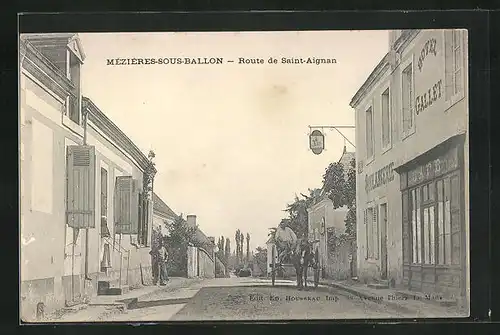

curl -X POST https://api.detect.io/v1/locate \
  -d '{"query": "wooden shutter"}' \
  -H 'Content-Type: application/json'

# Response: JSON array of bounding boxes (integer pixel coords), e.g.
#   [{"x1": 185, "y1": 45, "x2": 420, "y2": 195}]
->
[
  {"x1": 114, "y1": 176, "x2": 140, "y2": 234},
  {"x1": 66, "y1": 145, "x2": 96, "y2": 229}
]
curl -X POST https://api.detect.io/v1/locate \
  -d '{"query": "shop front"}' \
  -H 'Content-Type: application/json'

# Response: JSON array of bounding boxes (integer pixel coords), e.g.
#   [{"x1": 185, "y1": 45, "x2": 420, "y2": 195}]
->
[{"x1": 397, "y1": 133, "x2": 466, "y2": 299}]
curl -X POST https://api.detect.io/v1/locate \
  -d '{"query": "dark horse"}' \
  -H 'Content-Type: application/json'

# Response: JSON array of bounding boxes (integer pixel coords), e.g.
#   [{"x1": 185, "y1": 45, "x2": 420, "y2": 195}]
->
[{"x1": 292, "y1": 239, "x2": 316, "y2": 290}]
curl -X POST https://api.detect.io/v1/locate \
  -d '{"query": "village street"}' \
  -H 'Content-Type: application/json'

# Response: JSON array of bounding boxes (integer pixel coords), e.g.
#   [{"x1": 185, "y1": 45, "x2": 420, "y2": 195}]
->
[{"x1": 47, "y1": 276, "x2": 434, "y2": 322}]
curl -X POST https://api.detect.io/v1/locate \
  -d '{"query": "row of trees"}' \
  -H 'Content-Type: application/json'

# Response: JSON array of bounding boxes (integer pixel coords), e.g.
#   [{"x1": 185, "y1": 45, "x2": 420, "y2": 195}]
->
[{"x1": 235, "y1": 229, "x2": 251, "y2": 264}]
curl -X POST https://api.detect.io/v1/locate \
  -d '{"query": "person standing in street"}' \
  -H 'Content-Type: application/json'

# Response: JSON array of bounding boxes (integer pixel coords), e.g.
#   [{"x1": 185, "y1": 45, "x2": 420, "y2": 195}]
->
[
  {"x1": 158, "y1": 242, "x2": 169, "y2": 285},
  {"x1": 150, "y1": 225, "x2": 162, "y2": 285}
]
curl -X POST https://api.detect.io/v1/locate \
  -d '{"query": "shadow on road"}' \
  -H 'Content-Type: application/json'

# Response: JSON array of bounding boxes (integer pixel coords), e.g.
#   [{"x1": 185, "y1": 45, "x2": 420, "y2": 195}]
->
[{"x1": 128, "y1": 298, "x2": 191, "y2": 310}]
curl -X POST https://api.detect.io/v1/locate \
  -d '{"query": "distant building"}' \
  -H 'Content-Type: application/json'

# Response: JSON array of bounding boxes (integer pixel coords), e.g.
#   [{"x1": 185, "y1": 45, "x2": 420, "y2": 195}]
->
[
  {"x1": 350, "y1": 29, "x2": 468, "y2": 306},
  {"x1": 152, "y1": 192, "x2": 178, "y2": 237},
  {"x1": 20, "y1": 34, "x2": 156, "y2": 321},
  {"x1": 307, "y1": 147, "x2": 355, "y2": 279}
]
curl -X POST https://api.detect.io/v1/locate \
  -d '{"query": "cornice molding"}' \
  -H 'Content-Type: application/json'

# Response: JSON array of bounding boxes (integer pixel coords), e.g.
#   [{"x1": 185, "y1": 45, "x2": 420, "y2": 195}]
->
[
  {"x1": 350, "y1": 30, "x2": 420, "y2": 110},
  {"x1": 83, "y1": 97, "x2": 156, "y2": 174},
  {"x1": 349, "y1": 55, "x2": 391, "y2": 109}
]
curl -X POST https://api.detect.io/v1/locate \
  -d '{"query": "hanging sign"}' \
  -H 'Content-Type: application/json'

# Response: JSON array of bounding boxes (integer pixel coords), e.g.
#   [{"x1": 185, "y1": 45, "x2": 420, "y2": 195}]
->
[{"x1": 309, "y1": 130, "x2": 324, "y2": 155}]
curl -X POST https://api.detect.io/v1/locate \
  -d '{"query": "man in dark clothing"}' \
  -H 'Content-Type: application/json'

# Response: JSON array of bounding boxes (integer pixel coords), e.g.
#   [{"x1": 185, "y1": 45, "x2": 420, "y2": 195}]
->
[
  {"x1": 158, "y1": 242, "x2": 169, "y2": 285},
  {"x1": 150, "y1": 226, "x2": 162, "y2": 285}
]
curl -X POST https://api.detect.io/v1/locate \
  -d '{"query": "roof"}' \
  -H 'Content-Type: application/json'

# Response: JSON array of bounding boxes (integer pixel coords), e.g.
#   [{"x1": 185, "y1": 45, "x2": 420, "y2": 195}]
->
[
  {"x1": 339, "y1": 148, "x2": 355, "y2": 171},
  {"x1": 349, "y1": 30, "x2": 420, "y2": 109},
  {"x1": 152, "y1": 192, "x2": 178, "y2": 219},
  {"x1": 21, "y1": 33, "x2": 86, "y2": 62},
  {"x1": 83, "y1": 97, "x2": 156, "y2": 173}
]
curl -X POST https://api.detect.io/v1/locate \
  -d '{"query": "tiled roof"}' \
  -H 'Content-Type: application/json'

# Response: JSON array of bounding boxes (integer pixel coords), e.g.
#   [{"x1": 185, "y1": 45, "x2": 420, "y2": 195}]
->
[{"x1": 152, "y1": 192, "x2": 178, "y2": 219}]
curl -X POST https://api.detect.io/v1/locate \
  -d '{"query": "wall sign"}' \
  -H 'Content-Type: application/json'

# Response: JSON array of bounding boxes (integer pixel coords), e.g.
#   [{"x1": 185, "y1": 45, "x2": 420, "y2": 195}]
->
[
  {"x1": 415, "y1": 79, "x2": 443, "y2": 115},
  {"x1": 407, "y1": 147, "x2": 459, "y2": 187},
  {"x1": 309, "y1": 130, "x2": 324, "y2": 155},
  {"x1": 365, "y1": 162, "x2": 395, "y2": 193},
  {"x1": 417, "y1": 38, "x2": 438, "y2": 72}
]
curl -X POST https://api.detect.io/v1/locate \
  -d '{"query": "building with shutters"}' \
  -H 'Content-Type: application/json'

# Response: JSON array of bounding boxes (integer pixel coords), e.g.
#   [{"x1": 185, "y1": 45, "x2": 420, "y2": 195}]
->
[
  {"x1": 350, "y1": 29, "x2": 469, "y2": 307},
  {"x1": 20, "y1": 34, "x2": 157, "y2": 321}
]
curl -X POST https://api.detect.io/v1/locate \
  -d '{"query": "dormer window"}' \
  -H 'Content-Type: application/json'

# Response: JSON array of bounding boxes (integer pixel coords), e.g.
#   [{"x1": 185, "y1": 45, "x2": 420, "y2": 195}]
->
[{"x1": 21, "y1": 34, "x2": 85, "y2": 125}]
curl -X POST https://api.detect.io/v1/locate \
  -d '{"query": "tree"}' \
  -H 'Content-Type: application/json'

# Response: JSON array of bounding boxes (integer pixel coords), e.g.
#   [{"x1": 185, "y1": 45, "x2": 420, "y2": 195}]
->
[
  {"x1": 253, "y1": 246, "x2": 267, "y2": 276},
  {"x1": 246, "y1": 233, "x2": 250, "y2": 263},
  {"x1": 235, "y1": 230, "x2": 241, "y2": 264},
  {"x1": 322, "y1": 162, "x2": 347, "y2": 207},
  {"x1": 284, "y1": 188, "x2": 320, "y2": 239},
  {"x1": 322, "y1": 157, "x2": 357, "y2": 249},
  {"x1": 217, "y1": 236, "x2": 226, "y2": 265},
  {"x1": 164, "y1": 214, "x2": 197, "y2": 276},
  {"x1": 239, "y1": 234, "x2": 244, "y2": 263},
  {"x1": 225, "y1": 237, "x2": 231, "y2": 267}
]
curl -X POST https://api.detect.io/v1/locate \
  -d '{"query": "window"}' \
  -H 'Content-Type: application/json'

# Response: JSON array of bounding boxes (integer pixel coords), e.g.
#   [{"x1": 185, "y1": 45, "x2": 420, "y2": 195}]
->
[
  {"x1": 67, "y1": 51, "x2": 81, "y2": 124},
  {"x1": 401, "y1": 63, "x2": 414, "y2": 137},
  {"x1": 381, "y1": 88, "x2": 391, "y2": 150},
  {"x1": 406, "y1": 175, "x2": 460, "y2": 266},
  {"x1": 365, "y1": 206, "x2": 379, "y2": 260},
  {"x1": 100, "y1": 168, "x2": 110, "y2": 237},
  {"x1": 365, "y1": 106, "x2": 374, "y2": 159},
  {"x1": 411, "y1": 189, "x2": 421, "y2": 264},
  {"x1": 366, "y1": 208, "x2": 373, "y2": 258},
  {"x1": 444, "y1": 29, "x2": 464, "y2": 105},
  {"x1": 372, "y1": 206, "x2": 379, "y2": 259}
]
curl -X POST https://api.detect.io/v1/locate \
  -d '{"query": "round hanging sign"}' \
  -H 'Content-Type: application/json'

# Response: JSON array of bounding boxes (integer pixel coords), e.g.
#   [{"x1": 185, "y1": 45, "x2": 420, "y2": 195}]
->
[{"x1": 309, "y1": 130, "x2": 324, "y2": 155}]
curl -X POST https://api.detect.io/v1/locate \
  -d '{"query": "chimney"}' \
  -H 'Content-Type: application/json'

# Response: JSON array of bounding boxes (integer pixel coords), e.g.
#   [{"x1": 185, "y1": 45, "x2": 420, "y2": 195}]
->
[{"x1": 186, "y1": 215, "x2": 197, "y2": 228}]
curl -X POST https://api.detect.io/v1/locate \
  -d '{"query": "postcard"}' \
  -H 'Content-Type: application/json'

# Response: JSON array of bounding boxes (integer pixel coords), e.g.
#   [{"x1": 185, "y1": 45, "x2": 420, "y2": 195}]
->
[{"x1": 19, "y1": 29, "x2": 469, "y2": 322}]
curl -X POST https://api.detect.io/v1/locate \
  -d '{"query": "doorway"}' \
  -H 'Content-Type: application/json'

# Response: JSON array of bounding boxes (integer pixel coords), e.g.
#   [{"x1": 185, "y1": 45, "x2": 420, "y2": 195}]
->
[{"x1": 380, "y1": 203, "x2": 388, "y2": 280}]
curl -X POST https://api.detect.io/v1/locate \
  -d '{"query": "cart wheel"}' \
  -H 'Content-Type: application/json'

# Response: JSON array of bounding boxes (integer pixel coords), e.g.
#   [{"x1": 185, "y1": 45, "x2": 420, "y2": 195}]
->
[{"x1": 314, "y1": 248, "x2": 320, "y2": 288}]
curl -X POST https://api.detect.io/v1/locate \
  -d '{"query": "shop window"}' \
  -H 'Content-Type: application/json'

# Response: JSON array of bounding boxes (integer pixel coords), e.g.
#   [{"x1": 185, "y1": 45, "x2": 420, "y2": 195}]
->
[
  {"x1": 401, "y1": 62, "x2": 415, "y2": 138},
  {"x1": 365, "y1": 106, "x2": 374, "y2": 160},
  {"x1": 381, "y1": 88, "x2": 391, "y2": 150},
  {"x1": 411, "y1": 189, "x2": 421, "y2": 264},
  {"x1": 406, "y1": 175, "x2": 459, "y2": 267},
  {"x1": 437, "y1": 179, "x2": 445, "y2": 264},
  {"x1": 444, "y1": 29, "x2": 465, "y2": 107}
]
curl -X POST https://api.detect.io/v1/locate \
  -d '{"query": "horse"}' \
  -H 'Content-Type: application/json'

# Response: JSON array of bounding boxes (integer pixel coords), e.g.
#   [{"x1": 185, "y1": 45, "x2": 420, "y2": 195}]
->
[{"x1": 292, "y1": 239, "x2": 316, "y2": 290}]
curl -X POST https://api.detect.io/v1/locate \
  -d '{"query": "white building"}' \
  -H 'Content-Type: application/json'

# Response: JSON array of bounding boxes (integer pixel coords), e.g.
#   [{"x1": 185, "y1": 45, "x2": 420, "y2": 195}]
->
[{"x1": 350, "y1": 30, "x2": 469, "y2": 308}]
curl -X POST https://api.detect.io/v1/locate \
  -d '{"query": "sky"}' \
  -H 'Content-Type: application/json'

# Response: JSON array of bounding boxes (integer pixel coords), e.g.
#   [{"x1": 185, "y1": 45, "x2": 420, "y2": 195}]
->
[{"x1": 78, "y1": 30, "x2": 389, "y2": 252}]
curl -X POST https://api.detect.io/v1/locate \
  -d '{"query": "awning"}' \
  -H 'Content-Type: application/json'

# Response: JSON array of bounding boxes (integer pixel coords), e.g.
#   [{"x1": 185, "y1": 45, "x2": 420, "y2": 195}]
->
[{"x1": 393, "y1": 132, "x2": 466, "y2": 174}]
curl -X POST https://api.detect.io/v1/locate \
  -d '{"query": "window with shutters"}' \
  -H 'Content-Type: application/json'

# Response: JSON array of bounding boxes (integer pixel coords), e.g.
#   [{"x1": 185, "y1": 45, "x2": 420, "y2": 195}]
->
[
  {"x1": 365, "y1": 106, "x2": 374, "y2": 161},
  {"x1": 114, "y1": 176, "x2": 140, "y2": 235},
  {"x1": 66, "y1": 145, "x2": 96, "y2": 229},
  {"x1": 401, "y1": 60, "x2": 415, "y2": 139},
  {"x1": 444, "y1": 29, "x2": 465, "y2": 109}
]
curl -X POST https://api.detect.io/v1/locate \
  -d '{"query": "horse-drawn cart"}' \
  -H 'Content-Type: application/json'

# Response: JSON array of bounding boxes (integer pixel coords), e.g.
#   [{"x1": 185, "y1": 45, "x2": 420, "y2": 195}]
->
[{"x1": 270, "y1": 241, "x2": 321, "y2": 289}]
